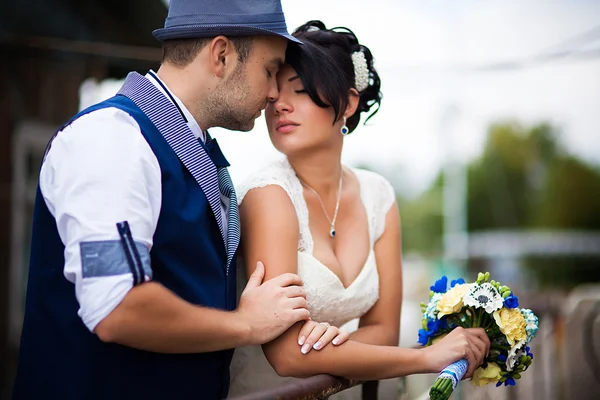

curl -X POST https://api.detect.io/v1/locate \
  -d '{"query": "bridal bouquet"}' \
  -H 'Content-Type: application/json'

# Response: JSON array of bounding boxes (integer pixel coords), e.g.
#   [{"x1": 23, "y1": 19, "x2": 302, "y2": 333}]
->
[{"x1": 418, "y1": 272, "x2": 539, "y2": 400}]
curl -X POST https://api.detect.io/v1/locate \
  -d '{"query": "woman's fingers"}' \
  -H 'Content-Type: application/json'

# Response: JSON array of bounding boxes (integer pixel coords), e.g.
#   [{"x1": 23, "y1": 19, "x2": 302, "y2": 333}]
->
[
  {"x1": 301, "y1": 322, "x2": 329, "y2": 354},
  {"x1": 332, "y1": 330, "x2": 350, "y2": 346},
  {"x1": 463, "y1": 328, "x2": 489, "y2": 379},
  {"x1": 312, "y1": 326, "x2": 343, "y2": 351},
  {"x1": 298, "y1": 320, "x2": 317, "y2": 346}
]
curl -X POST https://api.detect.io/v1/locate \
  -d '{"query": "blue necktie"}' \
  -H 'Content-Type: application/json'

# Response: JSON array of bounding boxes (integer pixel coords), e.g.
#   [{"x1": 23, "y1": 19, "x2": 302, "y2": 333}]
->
[{"x1": 198, "y1": 136, "x2": 240, "y2": 271}]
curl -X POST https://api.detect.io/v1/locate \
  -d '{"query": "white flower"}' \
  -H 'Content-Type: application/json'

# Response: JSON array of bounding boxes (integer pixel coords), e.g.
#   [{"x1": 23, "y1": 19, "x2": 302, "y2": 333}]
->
[
  {"x1": 463, "y1": 283, "x2": 503, "y2": 314},
  {"x1": 506, "y1": 341, "x2": 526, "y2": 371},
  {"x1": 425, "y1": 293, "x2": 443, "y2": 320}
]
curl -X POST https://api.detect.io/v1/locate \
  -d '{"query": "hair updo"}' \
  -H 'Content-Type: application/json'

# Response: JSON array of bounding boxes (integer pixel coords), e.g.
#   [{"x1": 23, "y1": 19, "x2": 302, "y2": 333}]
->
[{"x1": 285, "y1": 20, "x2": 382, "y2": 134}]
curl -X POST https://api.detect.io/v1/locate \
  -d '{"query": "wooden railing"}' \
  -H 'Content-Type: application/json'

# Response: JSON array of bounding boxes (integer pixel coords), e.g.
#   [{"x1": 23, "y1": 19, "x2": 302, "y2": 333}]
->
[{"x1": 229, "y1": 377, "x2": 379, "y2": 400}]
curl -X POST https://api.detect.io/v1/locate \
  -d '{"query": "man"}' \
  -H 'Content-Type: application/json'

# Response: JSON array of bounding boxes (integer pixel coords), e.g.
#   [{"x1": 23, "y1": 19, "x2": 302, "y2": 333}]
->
[{"x1": 13, "y1": 1, "x2": 307, "y2": 398}]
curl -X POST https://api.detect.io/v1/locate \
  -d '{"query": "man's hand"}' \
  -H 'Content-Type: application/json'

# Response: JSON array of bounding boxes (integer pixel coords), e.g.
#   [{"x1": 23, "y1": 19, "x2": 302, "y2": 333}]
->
[
  {"x1": 422, "y1": 327, "x2": 490, "y2": 379},
  {"x1": 237, "y1": 261, "x2": 310, "y2": 345}
]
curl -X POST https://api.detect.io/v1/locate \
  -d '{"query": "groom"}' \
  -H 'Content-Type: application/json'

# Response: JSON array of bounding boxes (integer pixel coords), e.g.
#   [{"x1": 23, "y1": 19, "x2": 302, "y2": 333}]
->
[{"x1": 12, "y1": 1, "x2": 307, "y2": 399}]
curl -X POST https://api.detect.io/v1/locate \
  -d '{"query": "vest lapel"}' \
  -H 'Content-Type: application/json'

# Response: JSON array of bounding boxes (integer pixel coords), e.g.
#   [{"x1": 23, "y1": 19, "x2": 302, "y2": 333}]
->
[{"x1": 117, "y1": 72, "x2": 227, "y2": 244}]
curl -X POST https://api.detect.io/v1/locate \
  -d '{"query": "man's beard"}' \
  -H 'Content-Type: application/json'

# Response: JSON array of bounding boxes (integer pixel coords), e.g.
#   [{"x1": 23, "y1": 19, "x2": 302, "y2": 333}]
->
[{"x1": 206, "y1": 66, "x2": 260, "y2": 132}]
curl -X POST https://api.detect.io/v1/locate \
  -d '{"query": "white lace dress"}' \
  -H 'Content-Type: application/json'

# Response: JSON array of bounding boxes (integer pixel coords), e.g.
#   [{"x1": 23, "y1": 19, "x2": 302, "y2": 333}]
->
[{"x1": 228, "y1": 158, "x2": 396, "y2": 398}]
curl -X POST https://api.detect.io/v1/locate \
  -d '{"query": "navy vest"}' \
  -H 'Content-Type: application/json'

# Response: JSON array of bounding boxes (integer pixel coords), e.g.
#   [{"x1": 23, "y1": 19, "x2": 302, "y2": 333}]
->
[{"x1": 13, "y1": 93, "x2": 238, "y2": 399}]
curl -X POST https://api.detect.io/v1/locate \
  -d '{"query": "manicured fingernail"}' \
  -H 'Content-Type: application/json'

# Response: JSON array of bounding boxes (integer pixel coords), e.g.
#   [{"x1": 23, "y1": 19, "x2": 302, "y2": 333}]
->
[
  {"x1": 298, "y1": 336, "x2": 305, "y2": 346},
  {"x1": 332, "y1": 338, "x2": 339, "y2": 345},
  {"x1": 313, "y1": 342, "x2": 321, "y2": 350},
  {"x1": 301, "y1": 344, "x2": 311, "y2": 354}
]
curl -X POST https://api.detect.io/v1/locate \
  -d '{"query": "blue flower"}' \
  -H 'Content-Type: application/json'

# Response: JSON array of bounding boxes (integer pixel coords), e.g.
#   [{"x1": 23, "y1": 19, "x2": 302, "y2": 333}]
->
[
  {"x1": 520, "y1": 309, "x2": 539, "y2": 343},
  {"x1": 450, "y1": 278, "x2": 465, "y2": 288},
  {"x1": 424, "y1": 293, "x2": 443, "y2": 320},
  {"x1": 526, "y1": 346, "x2": 534, "y2": 359},
  {"x1": 496, "y1": 376, "x2": 516, "y2": 387},
  {"x1": 430, "y1": 276, "x2": 448, "y2": 293},
  {"x1": 504, "y1": 294, "x2": 519, "y2": 309},
  {"x1": 427, "y1": 318, "x2": 447, "y2": 334},
  {"x1": 497, "y1": 353, "x2": 507, "y2": 362},
  {"x1": 437, "y1": 317, "x2": 448, "y2": 331},
  {"x1": 418, "y1": 318, "x2": 448, "y2": 345},
  {"x1": 418, "y1": 329, "x2": 430, "y2": 345}
]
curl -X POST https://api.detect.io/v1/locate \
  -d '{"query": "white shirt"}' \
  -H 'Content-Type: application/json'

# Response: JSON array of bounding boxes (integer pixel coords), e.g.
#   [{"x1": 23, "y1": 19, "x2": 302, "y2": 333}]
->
[{"x1": 39, "y1": 71, "x2": 228, "y2": 332}]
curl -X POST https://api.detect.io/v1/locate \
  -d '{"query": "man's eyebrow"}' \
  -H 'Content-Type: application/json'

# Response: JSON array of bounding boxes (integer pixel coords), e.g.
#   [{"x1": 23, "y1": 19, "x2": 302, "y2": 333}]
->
[
  {"x1": 288, "y1": 75, "x2": 300, "y2": 82},
  {"x1": 268, "y1": 57, "x2": 285, "y2": 68}
]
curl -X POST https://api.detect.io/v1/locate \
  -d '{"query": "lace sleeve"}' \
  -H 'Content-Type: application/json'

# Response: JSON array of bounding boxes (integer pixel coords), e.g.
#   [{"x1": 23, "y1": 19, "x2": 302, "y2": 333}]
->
[
  {"x1": 355, "y1": 169, "x2": 396, "y2": 244},
  {"x1": 235, "y1": 159, "x2": 313, "y2": 252},
  {"x1": 374, "y1": 174, "x2": 396, "y2": 241},
  {"x1": 236, "y1": 160, "x2": 295, "y2": 206}
]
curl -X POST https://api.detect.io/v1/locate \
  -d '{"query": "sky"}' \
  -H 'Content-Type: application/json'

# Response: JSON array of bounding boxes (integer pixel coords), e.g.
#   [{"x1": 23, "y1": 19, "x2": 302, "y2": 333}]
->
[{"x1": 86, "y1": 0, "x2": 600, "y2": 196}]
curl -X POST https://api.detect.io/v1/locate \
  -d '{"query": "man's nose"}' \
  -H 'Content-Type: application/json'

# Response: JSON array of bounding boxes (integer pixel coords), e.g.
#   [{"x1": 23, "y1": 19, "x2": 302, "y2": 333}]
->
[{"x1": 267, "y1": 80, "x2": 280, "y2": 103}]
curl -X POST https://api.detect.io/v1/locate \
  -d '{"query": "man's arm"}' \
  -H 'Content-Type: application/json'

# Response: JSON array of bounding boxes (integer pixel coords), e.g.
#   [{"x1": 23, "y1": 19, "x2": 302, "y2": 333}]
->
[
  {"x1": 95, "y1": 264, "x2": 309, "y2": 353},
  {"x1": 43, "y1": 109, "x2": 308, "y2": 353}
]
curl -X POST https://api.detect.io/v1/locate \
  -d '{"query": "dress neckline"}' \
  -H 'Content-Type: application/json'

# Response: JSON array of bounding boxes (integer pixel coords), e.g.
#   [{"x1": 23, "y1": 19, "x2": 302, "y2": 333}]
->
[
  {"x1": 298, "y1": 250, "x2": 376, "y2": 290},
  {"x1": 286, "y1": 159, "x2": 373, "y2": 289}
]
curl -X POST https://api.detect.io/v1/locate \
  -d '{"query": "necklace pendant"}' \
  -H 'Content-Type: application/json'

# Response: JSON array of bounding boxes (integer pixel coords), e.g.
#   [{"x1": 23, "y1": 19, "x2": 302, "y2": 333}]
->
[{"x1": 329, "y1": 228, "x2": 336, "y2": 238}]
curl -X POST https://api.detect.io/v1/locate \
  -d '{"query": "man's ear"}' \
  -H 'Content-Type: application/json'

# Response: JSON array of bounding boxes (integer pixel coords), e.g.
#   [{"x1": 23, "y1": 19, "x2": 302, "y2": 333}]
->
[
  {"x1": 207, "y1": 36, "x2": 237, "y2": 78},
  {"x1": 344, "y1": 88, "x2": 360, "y2": 118}
]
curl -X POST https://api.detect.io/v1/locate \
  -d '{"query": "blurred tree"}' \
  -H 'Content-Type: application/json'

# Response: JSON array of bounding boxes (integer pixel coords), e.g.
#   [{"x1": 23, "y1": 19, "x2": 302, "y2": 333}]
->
[
  {"x1": 534, "y1": 155, "x2": 600, "y2": 229},
  {"x1": 467, "y1": 122, "x2": 561, "y2": 230},
  {"x1": 398, "y1": 174, "x2": 444, "y2": 256},
  {"x1": 466, "y1": 121, "x2": 600, "y2": 287},
  {"x1": 397, "y1": 121, "x2": 600, "y2": 286}
]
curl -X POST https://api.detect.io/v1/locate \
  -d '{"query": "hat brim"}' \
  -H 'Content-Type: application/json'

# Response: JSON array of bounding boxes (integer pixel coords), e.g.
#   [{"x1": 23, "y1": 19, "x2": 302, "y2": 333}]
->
[{"x1": 153, "y1": 25, "x2": 302, "y2": 44}]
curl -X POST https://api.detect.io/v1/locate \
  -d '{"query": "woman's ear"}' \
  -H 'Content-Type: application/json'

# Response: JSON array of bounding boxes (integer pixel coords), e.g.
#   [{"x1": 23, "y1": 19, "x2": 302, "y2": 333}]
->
[{"x1": 344, "y1": 88, "x2": 360, "y2": 118}]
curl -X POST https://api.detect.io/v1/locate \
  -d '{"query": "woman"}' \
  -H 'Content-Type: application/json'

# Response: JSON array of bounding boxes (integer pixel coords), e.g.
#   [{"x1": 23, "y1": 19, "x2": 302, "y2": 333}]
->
[{"x1": 229, "y1": 21, "x2": 489, "y2": 397}]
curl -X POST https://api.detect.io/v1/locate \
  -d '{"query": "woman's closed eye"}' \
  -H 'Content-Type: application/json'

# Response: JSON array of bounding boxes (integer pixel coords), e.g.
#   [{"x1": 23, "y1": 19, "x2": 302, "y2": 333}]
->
[{"x1": 294, "y1": 89, "x2": 307, "y2": 94}]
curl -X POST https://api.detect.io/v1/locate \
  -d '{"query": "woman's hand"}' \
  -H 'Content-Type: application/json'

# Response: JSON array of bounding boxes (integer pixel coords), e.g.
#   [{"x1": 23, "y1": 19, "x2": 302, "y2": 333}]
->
[
  {"x1": 422, "y1": 327, "x2": 490, "y2": 379},
  {"x1": 297, "y1": 320, "x2": 350, "y2": 354}
]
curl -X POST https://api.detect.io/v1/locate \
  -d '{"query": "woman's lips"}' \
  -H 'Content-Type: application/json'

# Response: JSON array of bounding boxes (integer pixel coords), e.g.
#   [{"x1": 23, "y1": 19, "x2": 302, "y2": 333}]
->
[
  {"x1": 277, "y1": 124, "x2": 299, "y2": 133},
  {"x1": 275, "y1": 119, "x2": 300, "y2": 133}
]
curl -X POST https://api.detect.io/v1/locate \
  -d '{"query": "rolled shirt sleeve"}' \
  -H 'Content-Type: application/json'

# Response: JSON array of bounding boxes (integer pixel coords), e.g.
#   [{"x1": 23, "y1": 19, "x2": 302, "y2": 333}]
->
[{"x1": 39, "y1": 107, "x2": 162, "y2": 332}]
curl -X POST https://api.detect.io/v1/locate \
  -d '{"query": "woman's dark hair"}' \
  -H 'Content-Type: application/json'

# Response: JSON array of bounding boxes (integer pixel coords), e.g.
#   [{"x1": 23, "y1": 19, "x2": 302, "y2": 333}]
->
[{"x1": 285, "y1": 20, "x2": 382, "y2": 134}]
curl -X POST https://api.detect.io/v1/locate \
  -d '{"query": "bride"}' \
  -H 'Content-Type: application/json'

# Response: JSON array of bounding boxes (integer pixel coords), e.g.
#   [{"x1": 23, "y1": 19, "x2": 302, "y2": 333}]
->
[{"x1": 228, "y1": 21, "x2": 489, "y2": 397}]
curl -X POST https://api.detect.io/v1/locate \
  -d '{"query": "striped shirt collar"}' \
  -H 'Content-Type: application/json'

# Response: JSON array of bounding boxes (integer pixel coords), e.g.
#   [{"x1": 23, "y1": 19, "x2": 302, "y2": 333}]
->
[{"x1": 146, "y1": 70, "x2": 206, "y2": 142}]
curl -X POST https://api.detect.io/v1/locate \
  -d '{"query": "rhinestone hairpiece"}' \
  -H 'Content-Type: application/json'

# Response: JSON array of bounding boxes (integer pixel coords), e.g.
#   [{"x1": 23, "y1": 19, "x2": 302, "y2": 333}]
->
[{"x1": 351, "y1": 51, "x2": 369, "y2": 92}]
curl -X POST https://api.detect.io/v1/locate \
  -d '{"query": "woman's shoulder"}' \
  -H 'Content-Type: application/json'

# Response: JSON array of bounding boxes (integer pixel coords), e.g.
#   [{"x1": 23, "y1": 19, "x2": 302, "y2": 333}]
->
[
  {"x1": 236, "y1": 158, "x2": 299, "y2": 205},
  {"x1": 350, "y1": 166, "x2": 397, "y2": 221}
]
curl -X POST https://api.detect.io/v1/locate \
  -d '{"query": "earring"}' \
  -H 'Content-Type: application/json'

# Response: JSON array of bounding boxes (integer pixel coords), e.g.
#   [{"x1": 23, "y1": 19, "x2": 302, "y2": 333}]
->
[{"x1": 341, "y1": 117, "x2": 349, "y2": 135}]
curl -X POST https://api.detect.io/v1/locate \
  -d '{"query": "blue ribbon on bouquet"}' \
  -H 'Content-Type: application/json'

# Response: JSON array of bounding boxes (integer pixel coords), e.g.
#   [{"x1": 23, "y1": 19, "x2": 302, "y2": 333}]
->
[{"x1": 438, "y1": 359, "x2": 468, "y2": 389}]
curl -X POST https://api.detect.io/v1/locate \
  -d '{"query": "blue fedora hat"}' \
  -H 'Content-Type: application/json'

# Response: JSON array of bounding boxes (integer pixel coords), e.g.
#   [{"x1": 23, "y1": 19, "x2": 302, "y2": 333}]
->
[{"x1": 153, "y1": 0, "x2": 301, "y2": 44}]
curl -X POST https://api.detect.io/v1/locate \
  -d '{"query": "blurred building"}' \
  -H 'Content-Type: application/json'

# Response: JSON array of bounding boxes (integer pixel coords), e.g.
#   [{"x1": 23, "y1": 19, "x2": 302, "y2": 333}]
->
[{"x1": 0, "y1": 1, "x2": 165, "y2": 396}]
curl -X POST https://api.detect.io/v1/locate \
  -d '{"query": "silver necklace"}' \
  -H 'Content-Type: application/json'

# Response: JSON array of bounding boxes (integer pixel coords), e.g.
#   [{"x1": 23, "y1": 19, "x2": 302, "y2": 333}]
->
[{"x1": 298, "y1": 168, "x2": 343, "y2": 238}]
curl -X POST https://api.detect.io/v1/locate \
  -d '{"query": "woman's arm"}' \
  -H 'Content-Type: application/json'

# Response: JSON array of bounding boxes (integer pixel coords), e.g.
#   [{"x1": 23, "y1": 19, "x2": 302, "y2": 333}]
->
[
  {"x1": 350, "y1": 201, "x2": 402, "y2": 346},
  {"x1": 240, "y1": 186, "x2": 490, "y2": 380}
]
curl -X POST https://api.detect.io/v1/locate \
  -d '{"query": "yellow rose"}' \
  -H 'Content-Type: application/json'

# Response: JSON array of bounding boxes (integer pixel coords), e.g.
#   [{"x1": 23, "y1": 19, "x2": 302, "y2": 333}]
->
[
  {"x1": 493, "y1": 308, "x2": 527, "y2": 346},
  {"x1": 436, "y1": 284, "x2": 472, "y2": 318},
  {"x1": 471, "y1": 362, "x2": 502, "y2": 387}
]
